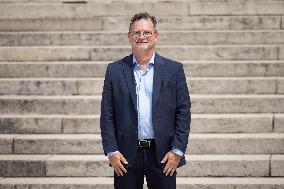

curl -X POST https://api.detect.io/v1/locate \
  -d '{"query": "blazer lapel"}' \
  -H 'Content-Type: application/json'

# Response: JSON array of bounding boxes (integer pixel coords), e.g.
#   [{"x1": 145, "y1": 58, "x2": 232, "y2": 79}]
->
[
  {"x1": 152, "y1": 53, "x2": 166, "y2": 110},
  {"x1": 121, "y1": 54, "x2": 138, "y2": 114}
]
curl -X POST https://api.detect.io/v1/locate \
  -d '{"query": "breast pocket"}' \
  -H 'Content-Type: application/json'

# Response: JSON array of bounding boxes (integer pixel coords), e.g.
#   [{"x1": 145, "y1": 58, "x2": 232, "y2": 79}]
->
[
  {"x1": 158, "y1": 81, "x2": 174, "y2": 112},
  {"x1": 160, "y1": 81, "x2": 173, "y2": 95}
]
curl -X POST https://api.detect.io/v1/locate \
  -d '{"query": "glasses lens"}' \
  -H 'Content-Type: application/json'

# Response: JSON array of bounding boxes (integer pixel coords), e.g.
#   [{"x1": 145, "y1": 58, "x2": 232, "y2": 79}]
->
[
  {"x1": 132, "y1": 31, "x2": 153, "y2": 38},
  {"x1": 143, "y1": 31, "x2": 152, "y2": 37}
]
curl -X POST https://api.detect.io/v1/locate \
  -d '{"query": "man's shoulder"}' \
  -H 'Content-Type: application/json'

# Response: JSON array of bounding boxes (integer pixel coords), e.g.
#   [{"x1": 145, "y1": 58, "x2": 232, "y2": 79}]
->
[
  {"x1": 107, "y1": 54, "x2": 132, "y2": 68},
  {"x1": 108, "y1": 59, "x2": 122, "y2": 67},
  {"x1": 157, "y1": 54, "x2": 183, "y2": 69}
]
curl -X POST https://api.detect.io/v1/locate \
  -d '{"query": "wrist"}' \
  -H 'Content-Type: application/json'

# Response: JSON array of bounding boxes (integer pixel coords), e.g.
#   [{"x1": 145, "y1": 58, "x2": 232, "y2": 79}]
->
[
  {"x1": 170, "y1": 147, "x2": 184, "y2": 157},
  {"x1": 107, "y1": 151, "x2": 119, "y2": 158}
]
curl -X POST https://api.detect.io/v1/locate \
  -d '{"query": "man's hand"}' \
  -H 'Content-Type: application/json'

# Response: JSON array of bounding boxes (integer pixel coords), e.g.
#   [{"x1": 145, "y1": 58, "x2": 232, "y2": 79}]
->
[
  {"x1": 109, "y1": 152, "x2": 128, "y2": 176},
  {"x1": 161, "y1": 151, "x2": 181, "y2": 176}
]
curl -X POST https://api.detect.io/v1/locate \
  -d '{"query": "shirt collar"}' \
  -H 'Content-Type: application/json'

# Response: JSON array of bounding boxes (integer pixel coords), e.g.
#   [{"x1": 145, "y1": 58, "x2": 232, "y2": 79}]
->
[{"x1": 133, "y1": 52, "x2": 155, "y2": 66}]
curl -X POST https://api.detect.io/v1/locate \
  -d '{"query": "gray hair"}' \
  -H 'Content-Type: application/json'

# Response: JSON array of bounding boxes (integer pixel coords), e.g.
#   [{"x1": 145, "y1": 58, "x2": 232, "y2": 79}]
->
[{"x1": 129, "y1": 12, "x2": 157, "y2": 32}]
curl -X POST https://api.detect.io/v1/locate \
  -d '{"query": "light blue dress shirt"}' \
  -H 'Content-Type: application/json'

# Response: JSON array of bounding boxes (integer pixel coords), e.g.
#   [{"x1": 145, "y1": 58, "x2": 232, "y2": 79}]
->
[
  {"x1": 133, "y1": 54, "x2": 155, "y2": 140},
  {"x1": 107, "y1": 53, "x2": 183, "y2": 157}
]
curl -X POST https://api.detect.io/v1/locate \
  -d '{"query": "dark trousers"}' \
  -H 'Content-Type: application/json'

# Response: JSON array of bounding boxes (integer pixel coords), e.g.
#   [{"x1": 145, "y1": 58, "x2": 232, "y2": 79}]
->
[{"x1": 114, "y1": 144, "x2": 176, "y2": 189}]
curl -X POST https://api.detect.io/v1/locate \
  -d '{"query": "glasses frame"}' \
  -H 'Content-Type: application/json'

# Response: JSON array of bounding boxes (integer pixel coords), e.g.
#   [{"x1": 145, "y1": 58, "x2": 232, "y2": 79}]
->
[{"x1": 131, "y1": 30, "x2": 156, "y2": 38}]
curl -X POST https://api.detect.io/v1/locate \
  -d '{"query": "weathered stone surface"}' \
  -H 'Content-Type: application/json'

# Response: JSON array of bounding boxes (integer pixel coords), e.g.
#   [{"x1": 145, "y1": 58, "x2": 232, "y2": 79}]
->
[
  {"x1": 0, "y1": 80, "x2": 78, "y2": 95},
  {"x1": 91, "y1": 46, "x2": 279, "y2": 61},
  {"x1": 157, "y1": 46, "x2": 278, "y2": 61},
  {"x1": 2, "y1": 31, "x2": 284, "y2": 46},
  {"x1": 191, "y1": 95, "x2": 284, "y2": 114},
  {"x1": 189, "y1": 78, "x2": 276, "y2": 94},
  {"x1": 0, "y1": 2, "x2": 188, "y2": 19},
  {"x1": 192, "y1": 114, "x2": 273, "y2": 133},
  {"x1": 0, "y1": 95, "x2": 284, "y2": 114},
  {"x1": 282, "y1": 16, "x2": 284, "y2": 29},
  {"x1": 280, "y1": 46, "x2": 284, "y2": 60},
  {"x1": 179, "y1": 155, "x2": 269, "y2": 177},
  {"x1": 1, "y1": 61, "x2": 283, "y2": 78},
  {"x1": 14, "y1": 134, "x2": 103, "y2": 154},
  {"x1": 1, "y1": 16, "x2": 280, "y2": 31},
  {"x1": 63, "y1": 116, "x2": 100, "y2": 134},
  {"x1": 185, "y1": 61, "x2": 284, "y2": 77},
  {"x1": 0, "y1": 135, "x2": 15, "y2": 154},
  {"x1": 0, "y1": 114, "x2": 274, "y2": 134},
  {"x1": 278, "y1": 79, "x2": 284, "y2": 94},
  {"x1": 0, "y1": 177, "x2": 114, "y2": 189},
  {"x1": 0, "y1": 79, "x2": 103, "y2": 95},
  {"x1": 0, "y1": 117, "x2": 62, "y2": 134},
  {"x1": 0, "y1": 116, "x2": 99, "y2": 134},
  {"x1": 275, "y1": 114, "x2": 284, "y2": 133},
  {"x1": 0, "y1": 97, "x2": 101, "y2": 114},
  {"x1": 0, "y1": 46, "x2": 278, "y2": 61},
  {"x1": 0, "y1": 62, "x2": 108, "y2": 78},
  {"x1": 189, "y1": 1, "x2": 284, "y2": 15},
  {"x1": 159, "y1": 31, "x2": 284, "y2": 45},
  {"x1": 0, "y1": 78, "x2": 277, "y2": 95},
  {"x1": 187, "y1": 133, "x2": 284, "y2": 154},
  {"x1": 0, "y1": 177, "x2": 284, "y2": 189},
  {"x1": 10, "y1": 133, "x2": 284, "y2": 154},
  {"x1": 0, "y1": 18, "x2": 102, "y2": 31},
  {"x1": 45, "y1": 155, "x2": 269, "y2": 177},
  {"x1": 89, "y1": 47, "x2": 130, "y2": 61},
  {"x1": 0, "y1": 155, "x2": 48, "y2": 176},
  {"x1": 46, "y1": 155, "x2": 112, "y2": 176},
  {"x1": 103, "y1": 16, "x2": 281, "y2": 30},
  {"x1": 0, "y1": 47, "x2": 90, "y2": 61},
  {"x1": 271, "y1": 155, "x2": 284, "y2": 176},
  {"x1": 0, "y1": 32, "x2": 128, "y2": 46}
]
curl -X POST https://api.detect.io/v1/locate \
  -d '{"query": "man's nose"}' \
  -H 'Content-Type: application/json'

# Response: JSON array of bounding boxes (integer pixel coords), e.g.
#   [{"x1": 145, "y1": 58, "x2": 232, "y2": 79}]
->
[{"x1": 137, "y1": 34, "x2": 146, "y2": 39}]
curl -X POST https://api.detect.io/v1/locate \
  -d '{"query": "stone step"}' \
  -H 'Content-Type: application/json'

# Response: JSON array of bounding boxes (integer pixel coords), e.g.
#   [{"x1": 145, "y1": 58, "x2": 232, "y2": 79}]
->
[
  {"x1": 0, "y1": 134, "x2": 16, "y2": 154},
  {"x1": 0, "y1": 0, "x2": 281, "y2": 3},
  {"x1": 1, "y1": 61, "x2": 283, "y2": 78},
  {"x1": 0, "y1": 2, "x2": 190, "y2": 19},
  {"x1": 0, "y1": 77, "x2": 281, "y2": 95},
  {"x1": 0, "y1": 1, "x2": 283, "y2": 20},
  {"x1": 0, "y1": 154, "x2": 274, "y2": 177},
  {"x1": 0, "y1": 45, "x2": 281, "y2": 61},
  {"x1": 1, "y1": 177, "x2": 284, "y2": 189},
  {"x1": 1, "y1": 16, "x2": 281, "y2": 31},
  {"x1": 104, "y1": 16, "x2": 284, "y2": 31},
  {"x1": 2, "y1": 31, "x2": 284, "y2": 46},
  {"x1": 275, "y1": 114, "x2": 284, "y2": 133},
  {"x1": 0, "y1": 133, "x2": 283, "y2": 154},
  {"x1": 188, "y1": 1, "x2": 284, "y2": 16},
  {"x1": 0, "y1": 95, "x2": 283, "y2": 114},
  {"x1": 0, "y1": 114, "x2": 275, "y2": 134},
  {"x1": 271, "y1": 155, "x2": 284, "y2": 176}
]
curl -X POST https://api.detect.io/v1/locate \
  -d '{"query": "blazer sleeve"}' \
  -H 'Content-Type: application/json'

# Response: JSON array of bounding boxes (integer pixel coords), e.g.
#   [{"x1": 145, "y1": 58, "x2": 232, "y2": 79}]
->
[
  {"x1": 100, "y1": 64, "x2": 119, "y2": 155},
  {"x1": 171, "y1": 63, "x2": 191, "y2": 154}
]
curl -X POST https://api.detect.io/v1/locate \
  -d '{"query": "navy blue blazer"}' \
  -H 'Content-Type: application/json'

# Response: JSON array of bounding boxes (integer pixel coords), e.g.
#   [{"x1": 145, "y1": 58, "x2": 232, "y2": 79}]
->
[{"x1": 100, "y1": 53, "x2": 191, "y2": 168}]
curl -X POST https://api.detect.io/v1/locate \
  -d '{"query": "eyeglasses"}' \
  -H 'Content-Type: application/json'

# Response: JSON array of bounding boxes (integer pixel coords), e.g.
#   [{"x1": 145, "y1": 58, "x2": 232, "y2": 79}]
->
[{"x1": 131, "y1": 31, "x2": 154, "y2": 38}]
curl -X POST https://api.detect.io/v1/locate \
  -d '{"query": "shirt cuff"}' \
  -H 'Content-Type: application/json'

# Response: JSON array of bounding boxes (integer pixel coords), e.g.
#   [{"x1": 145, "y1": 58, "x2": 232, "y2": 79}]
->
[
  {"x1": 107, "y1": 151, "x2": 119, "y2": 158},
  {"x1": 171, "y1": 147, "x2": 184, "y2": 157}
]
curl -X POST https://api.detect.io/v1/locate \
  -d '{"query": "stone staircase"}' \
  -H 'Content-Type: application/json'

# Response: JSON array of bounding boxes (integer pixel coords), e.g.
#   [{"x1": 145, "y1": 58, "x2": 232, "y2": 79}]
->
[{"x1": 0, "y1": 0, "x2": 284, "y2": 188}]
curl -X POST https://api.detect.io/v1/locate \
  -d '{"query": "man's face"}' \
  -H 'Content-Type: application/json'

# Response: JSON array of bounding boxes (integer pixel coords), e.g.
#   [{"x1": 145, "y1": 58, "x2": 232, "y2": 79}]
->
[{"x1": 128, "y1": 18, "x2": 159, "y2": 51}]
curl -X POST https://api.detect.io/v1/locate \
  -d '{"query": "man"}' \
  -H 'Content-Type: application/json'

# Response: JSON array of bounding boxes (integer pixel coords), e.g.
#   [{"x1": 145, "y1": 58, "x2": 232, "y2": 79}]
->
[{"x1": 100, "y1": 12, "x2": 191, "y2": 189}]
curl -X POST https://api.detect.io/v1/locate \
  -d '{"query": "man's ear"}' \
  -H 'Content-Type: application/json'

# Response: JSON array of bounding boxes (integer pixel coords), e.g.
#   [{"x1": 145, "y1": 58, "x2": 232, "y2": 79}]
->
[
  {"x1": 155, "y1": 32, "x2": 160, "y2": 42},
  {"x1": 128, "y1": 32, "x2": 132, "y2": 41}
]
